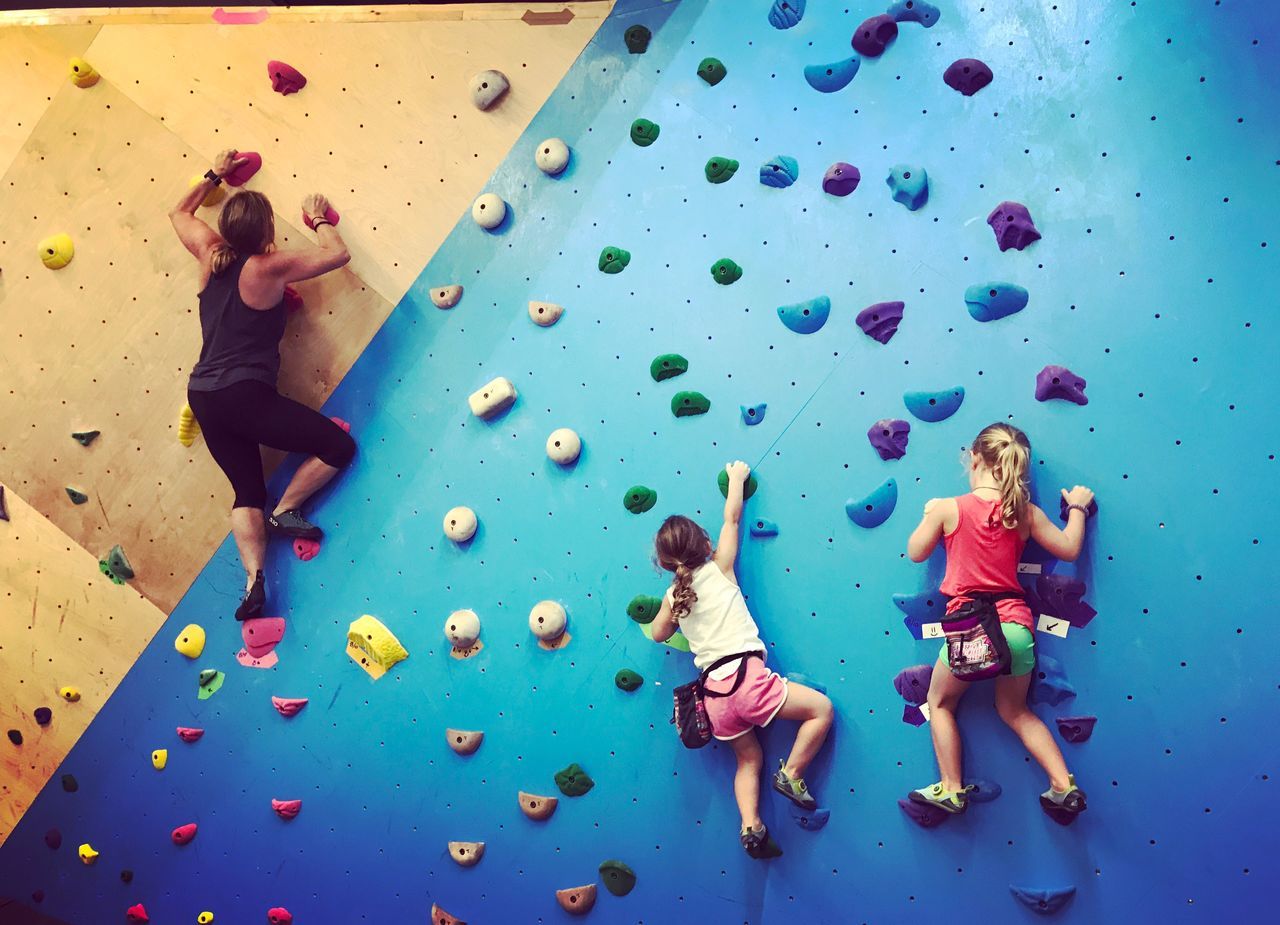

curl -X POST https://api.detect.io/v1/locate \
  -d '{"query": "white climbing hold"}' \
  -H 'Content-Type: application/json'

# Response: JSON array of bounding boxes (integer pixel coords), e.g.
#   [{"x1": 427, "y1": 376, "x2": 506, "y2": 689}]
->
[
  {"x1": 535, "y1": 137, "x2": 570, "y2": 175},
  {"x1": 469, "y1": 69, "x2": 509, "y2": 110},
  {"x1": 472, "y1": 192, "x2": 507, "y2": 230},
  {"x1": 445, "y1": 609, "x2": 481, "y2": 650},
  {"x1": 529, "y1": 600, "x2": 568, "y2": 645},
  {"x1": 445, "y1": 728, "x2": 484, "y2": 755},
  {"x1": 518, "y1": 790, "x2": 558, "y2": 821},
  {"x1": 545, "y1": 428, "x2": 581, "y2": 465},
  {"x1": 448, "y1": 841, "x2": 485, "y2": 867},
  {"x1": 442, "y1": 506, "x2": 478, "y2": 543},
  {"x1": 430, "y1": 284, "x2": 463, "y2": 310},
  {"x1": 528, "y1": 300, "x2": 564, "y2": 327},
  {"x1": 468, "y1": 377, "x2": 517, "y2": 420}
]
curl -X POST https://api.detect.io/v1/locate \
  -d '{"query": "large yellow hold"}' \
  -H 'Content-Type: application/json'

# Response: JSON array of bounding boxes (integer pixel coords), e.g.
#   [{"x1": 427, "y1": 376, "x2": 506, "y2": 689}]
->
[
  {"x1": 346, "y1": 615, "x2": 408, "y2": 680},
  {"x1": 68, "y1": 58, "x2": 99, "y2": 88},
  {"x1": 174, "y1": 623, "x2": 206, "y2": 659},
  {"x1": 78, "y1": 843, "x2": 99, "y2": 864},
  {"x1": 38, "y1": 233, "x2": 74, "y2": 269},
  {"x1": 178, "y1": 403, "x2": 201, "y2": 447}
]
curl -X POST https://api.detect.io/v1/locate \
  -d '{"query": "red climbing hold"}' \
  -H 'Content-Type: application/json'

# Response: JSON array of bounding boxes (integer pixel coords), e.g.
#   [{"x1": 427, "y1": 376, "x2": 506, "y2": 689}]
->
[
  {"x1": 223, "y1": 152, "x2": 262, "y2": 187},
  {"x1": 304, "y1": 206, "x2": 340, "y2": 230},
  {"x1": 329, "y1": 416, "x2": 351, "y2": 433},
  {"x1": 272, "y1": 696, "x2": 308, "y2": 718},
  {"x1": 283, "y1": 285, "x2": 304, "y2": 313},
  {"x1": 176, "y1": 726, "x2": 204, "y2": 743},
  {"x1": 272, "y1": 798, "x2": 302, "y2": 820},
  {"x1": 242, "y1": 617, "x2": 286, "y2": 658},
  {"x1": 266, "y1": 60, "x2": 307, "y2": 95},
  {"x1": 171, "y1": 823, "x2": 198, "y2": 845},
  {"x1": 267, "y1": 907, "x2": 293, "y2": 925},
  {"x1": 293, "y1": 537, "x2": 321, "y2": 561},
  {"x1": 126, "y1": 903, "x2": 150, "y2": 922}
]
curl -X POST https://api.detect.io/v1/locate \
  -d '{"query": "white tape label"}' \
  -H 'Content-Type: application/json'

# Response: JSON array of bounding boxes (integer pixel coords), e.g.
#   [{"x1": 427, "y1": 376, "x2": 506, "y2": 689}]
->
[
  {"x1": 1037, "y1": 613, "x2": 1069, "y2": 638},
  {"x1": 918, "y1": 702, "x2": 931, "y2": 722},
  {"x1": 1017, "y1": 562, "x2": 1042, "y2": 574},
  {"x1": 921, "y1": 622, "x2": 944, "y2": 639}
]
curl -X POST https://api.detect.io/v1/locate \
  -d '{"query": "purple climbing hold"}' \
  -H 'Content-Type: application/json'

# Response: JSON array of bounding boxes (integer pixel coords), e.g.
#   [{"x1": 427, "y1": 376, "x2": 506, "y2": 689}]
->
[
  {"x1": 1036, "y1": 365, "x2": 1088, "y2": 406},
  {"x1": 899, "y1": 797, "x2": 949, "y2": 828},
  {"x1": 1009, "y1": 884, "x2": 1077, "y2": 914},
  {"x1": 1030, "y1": 654, "x2": 1076, "y2": 707},
  {"x1": 1035, "y1": 574, "x2": 1097, "y2": 629},
  {"x1": 867, "y1": 418, "x2": 911, "y2": 461},
  {"x1": 44, "y1": 827, "x2": 62, "y2": 850},
  {"x1": 856, "y1": 301, "x2": 904, "y2": 344},
  {"x1": 1058, "y1": 493, "x2": 1098, "y2": 522},
  {"x1": 852, "y1": 14, "x2": 898, "y2": 57},
  {"x1": 31, "y1": 890, "x2": 45, "y2": 904},
  {"x1": 944, "y1": 58, "x2": 993, "y2": 96},
  {"x1": 894, "y1": 664, "x2": 933, "y2": 705},
  {"x1": 6, "y1": 729, "x2": 21, "y2": 746},
  {"x1": 822, "y1": 162, "x2": 860, "y2": 196},
  {"x1": 902, "y1": 703, "x2": 927, "y2": 727},
  {"x1": 34, "y1": 706, "x2": 52, "y2": 726},
  {"x1": 987, "y1": 201, "x2": 1041, "y2": 252},
  {"x1": 1055, "y1": 715, "x2": 1097, "y2": 743}
]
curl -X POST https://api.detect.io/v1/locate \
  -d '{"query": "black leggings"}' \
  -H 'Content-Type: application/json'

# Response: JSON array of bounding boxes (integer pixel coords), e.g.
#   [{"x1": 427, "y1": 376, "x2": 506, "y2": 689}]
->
[{"x1": 187, "y1": 379, "x2": 356, "y2": 510}]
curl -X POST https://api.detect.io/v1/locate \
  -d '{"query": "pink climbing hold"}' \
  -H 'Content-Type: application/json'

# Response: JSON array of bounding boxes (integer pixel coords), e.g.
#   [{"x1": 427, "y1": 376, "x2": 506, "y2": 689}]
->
[
  {"x1": 329, "y1": 416, "x2": 351, "y2": 433},
  {"x1": 126, "y1": 903, "x2": 150, "y2": 923},
  {"x1": 293, "y1": 537, "x2": 321, "y2": 561},
  {"x1": 283, "y1": 285, "x2": 303, "y2": 313},
  {"x1": 267, "y1": 60, "x2": 307, "y2": 95},
  {"x1": 223, "y1": 151, "x2": 262, "y2": 187},
  {"x1": 303, "y1": 206, "x2": 340, "y2": 230},
  {"x1": 242, "y1": 617, "x2": 286, "y2": 658},
  {"x1": 171, "y1": 823, "x2": 198, "y2": 845},
  {"x1": 272, "y1": 696, "x2": 308, "y2": 718},
  {"x1": 267, "y1": 908, "x2": 294, "y2": 925},
  {"x1": 272, "y1": 798, "x2": 303, "y2": 820},
  {"x1": 176, "y1": 727, "x2": 204, "y2": 743}
]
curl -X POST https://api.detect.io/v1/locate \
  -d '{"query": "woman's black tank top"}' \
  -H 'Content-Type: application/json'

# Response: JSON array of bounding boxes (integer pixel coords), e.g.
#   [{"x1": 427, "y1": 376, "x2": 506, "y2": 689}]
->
[{"x1": 188, "y1": 254, "x2": 286, "y2": 392}]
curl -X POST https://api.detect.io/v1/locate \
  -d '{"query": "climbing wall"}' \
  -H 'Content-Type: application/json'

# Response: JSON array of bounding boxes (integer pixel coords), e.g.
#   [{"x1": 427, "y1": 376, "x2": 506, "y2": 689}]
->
[{"x1": 2, "y1": 0, "x2": 1278, "y2": 922}]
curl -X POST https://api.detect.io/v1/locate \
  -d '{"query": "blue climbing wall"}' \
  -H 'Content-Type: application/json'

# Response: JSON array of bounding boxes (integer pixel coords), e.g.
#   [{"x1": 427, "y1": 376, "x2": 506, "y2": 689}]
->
[{"x1": 4, "y1": 1, "x2": 1279, "y2": 921}]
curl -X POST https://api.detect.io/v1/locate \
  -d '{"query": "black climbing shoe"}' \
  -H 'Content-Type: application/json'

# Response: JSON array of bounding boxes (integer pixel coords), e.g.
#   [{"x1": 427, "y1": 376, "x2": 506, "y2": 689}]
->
[
  {"x1": 740, "y1": 823, "x2": 782, "y2": 859},
  {"x1": 1039, "y1": 775, "x2": 1087, "y2": 817},
  {"x1": 772, "y1": 761, "x2": 817, "y2": 811},
  {"x1": 267, "y1": 508, "x2": 323, "y2": 540},
  {"x1": 909, "y1": 781, "x2": 973, "y2": 816},
  {"x1": 235, "y1": 571, "x2": 265, "y2": 622}
]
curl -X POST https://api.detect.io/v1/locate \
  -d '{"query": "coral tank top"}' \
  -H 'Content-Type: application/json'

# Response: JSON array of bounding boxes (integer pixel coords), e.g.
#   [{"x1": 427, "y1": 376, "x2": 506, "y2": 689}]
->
[{"x1": 939, "y1": 493, "x2": 1035, "y2": 631}]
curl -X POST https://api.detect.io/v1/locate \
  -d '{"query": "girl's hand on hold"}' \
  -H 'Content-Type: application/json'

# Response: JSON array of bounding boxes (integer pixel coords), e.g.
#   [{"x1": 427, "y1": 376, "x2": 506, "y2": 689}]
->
[
  {"x1": 302, "y1": 193, "x2": 331, "y2": 222},
  {"x1": 1062, "y1": 485, "x2": 1095, "y2": 509},
  {"x1": 725, "y1": 460, "x2": 750, "y2": 482}
]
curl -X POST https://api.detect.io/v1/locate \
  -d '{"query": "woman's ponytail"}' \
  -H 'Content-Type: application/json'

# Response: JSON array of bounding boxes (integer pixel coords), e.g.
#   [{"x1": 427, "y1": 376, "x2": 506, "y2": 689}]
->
[
  {"x1": 209, "y1": 242, "x2": 237, "y2": 277},
  {"x1": 973, "y1": 423, "x2": 1031, "y2": 529}
]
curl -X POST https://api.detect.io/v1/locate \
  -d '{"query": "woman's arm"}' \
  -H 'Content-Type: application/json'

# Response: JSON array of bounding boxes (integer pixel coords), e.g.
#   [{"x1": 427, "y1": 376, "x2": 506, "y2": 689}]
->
[
  {"x1": 649, "y1": 596, "x2": 678, "y2": 643},
  {"x1": 907, "y1": 498, "x2": 949, "y2": 562},
  {"x1": 259, "y1": 192, "x2": 350, "y2": 284},
  {"x1": 1028, "y1": 486, "x2": 1094, "y2": 561},
  {"x1": 168, "y1": 149, "x2": 243, "y2": 260},
  {"x1": 712, "y1": 460, "x2": 749, "y2": 577}
]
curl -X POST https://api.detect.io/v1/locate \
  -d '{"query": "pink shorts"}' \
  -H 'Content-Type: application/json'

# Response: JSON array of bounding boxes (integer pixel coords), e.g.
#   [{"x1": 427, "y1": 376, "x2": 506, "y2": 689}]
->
[{"x1": 703, "y1": 656, "x2": 789, "y2": 741}]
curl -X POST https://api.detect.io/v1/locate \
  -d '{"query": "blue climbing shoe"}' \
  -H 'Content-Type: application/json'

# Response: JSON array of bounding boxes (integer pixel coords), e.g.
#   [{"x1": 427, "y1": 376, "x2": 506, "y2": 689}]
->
[
  {"x1": 772, "y1": 761, "x2": 818, "y2": 811},
  {"x1": 909, "y1": 781, "x2": 972, "y2": 815},
  {"x1": 267, "y1": 508, "x2": 323, "y2": 540}
]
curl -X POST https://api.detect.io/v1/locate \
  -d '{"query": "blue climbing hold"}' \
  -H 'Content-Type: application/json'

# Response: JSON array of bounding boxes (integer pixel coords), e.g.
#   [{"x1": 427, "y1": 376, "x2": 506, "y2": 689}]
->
[
  {"x1": 886, "y1": 164, "x2": 929, "y2": 210},
  {"x1": 888, "y1": 0, "x2": 940, "y2": 27},
  {"x1": 749, "y1": 518, "x2": 779, "y2": 538},
  {"x1": 893, "y1": 589, "x2": 946, "y2": 639},
  {"x1": 760, "y1": 155, "x2": 799, "y2": 189},
  {"x1": 803, "y1": 55, "x2": 860, "y2": 93},
  {"x1": 903, "y1": 386, "x2": 965, "y2": 423},
  {"x1": 777, "y1": 295, "x2": 830, "y2": 334},
  {"x1": 790, "y1": 804, "x2": 830, "y2": 831},
  {"x1": 1030, "y1": 653, "x2": 1077, "y2": 706},
  {"x1": 741, "y1": 403, "x2": 767, "y2": 426},
  {"x1": 967, "y1": 779, "x2": 1002, "y2": 803},
  {"x1": 1009, "y1": 884, "x2": 1076, "y2": 916},
  {"x1": 845, "y1": 478, "x2": 897, "y2": 528},
  {"x1": 965, "y1": 282, "x2": 1029, "y2": 323},
  {"x1": 767, "y1": 0, "x2": 805, "y2": 30}
]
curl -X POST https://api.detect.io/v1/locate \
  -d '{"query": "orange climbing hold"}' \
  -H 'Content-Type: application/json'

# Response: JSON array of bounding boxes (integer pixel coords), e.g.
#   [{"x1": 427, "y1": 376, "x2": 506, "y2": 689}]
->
[{"x1": 429, "y1": 904, "x2": 466, "y2": 925}]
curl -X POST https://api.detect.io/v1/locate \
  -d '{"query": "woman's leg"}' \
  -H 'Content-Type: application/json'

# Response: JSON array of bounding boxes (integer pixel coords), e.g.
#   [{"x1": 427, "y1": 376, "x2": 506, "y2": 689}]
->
[
  {"x1": 994, "y1": 671, "x2": 1072, "y2": 792},
  {"x1": 773, "y1": 682, "x2": 833, "y2": 779},
  {"x1": 728, "y1": 730, "x2": 764, "y2": 829},
  {"x1": 926, "y1": 657, "x2": 971, "y2": 791},
  {"x1": 245, "y1": 387, "x2": 356, "y2": 515}
]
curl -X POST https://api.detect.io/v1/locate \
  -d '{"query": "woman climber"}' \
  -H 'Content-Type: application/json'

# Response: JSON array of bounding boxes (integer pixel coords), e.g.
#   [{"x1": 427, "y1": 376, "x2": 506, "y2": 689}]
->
[
  {"x1": 905, "y1": 422, "x2": 1095, "y2": 820},
  {"x1": 168, "y1": 148, "x2": 355, "y2": 621},
  {"x1": 649, "y1": 461, "x2": 834, "y2": 858}
]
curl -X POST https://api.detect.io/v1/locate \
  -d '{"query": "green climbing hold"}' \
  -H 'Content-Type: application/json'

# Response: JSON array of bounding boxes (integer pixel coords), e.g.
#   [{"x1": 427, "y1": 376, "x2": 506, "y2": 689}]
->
[
  {"x1": 650, "y1": 353, "x2": 689, "y2": 382},
  {"x1": 627, "y1": 594, "x2": 663, "y2": 624},
  {"x1": 697, "y1": 57, "x2": 727, "y2": 86},
  {"x1": 705, "y1": 156, "x2": 739, "y2": 184},
  {"x1": 623, "y1": 485, "x2": 657, "y2": 514},
  {"x1": 71, "y1": 430, "x2": 100, "y2": 447},
  {"x1": 718, "y1": 469, "x2": 759, "y2": 500},
  {"x1": 640, "y1": 620, "x2": 691, "y2": 652},
  {"x1": 65, "y1": 487, "x2": 88, "y2": 505},
  {"x1": 614, "y1": 669, "x2": 644, "y2": 692},
  {"x1": 710, "y1": 258, "x2": 742, "y2": 285},
  {"x1": 196, "y1": 669, "x2": 225, "y2": 701},
  {"x1": 672, "y1": 391, "x2": 711, "y2": 417},
  {"x1": 98, "y1": 544, "x2": 134, "y2": 584},
  {"x1": 598, "y1": 859, "x2": 637, "y2": 896},
  {"x1": 554, "y1": 762, "x2": 595, "y2": 797},
  {"x1": 598, "y1": 246, "x2": 631, "y2": 274},
  {"x1": 630, "y1": 118, "x2": 660, "y2": 147}
]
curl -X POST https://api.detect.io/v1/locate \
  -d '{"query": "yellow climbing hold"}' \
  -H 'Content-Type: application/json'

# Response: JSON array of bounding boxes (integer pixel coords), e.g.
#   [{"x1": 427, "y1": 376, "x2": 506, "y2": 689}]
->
[
  {"x1": 346, "y1": 615, "x2": 408, "y2": 680},
  {"x1": 78, "y1": 843, "x2": 99, "y2": 864},
  {"x1": 151, "y1": 748, "x2": 168, "y2": 770},
  {"x1": 197, "y1": 913, "x2": 215, "y2": 924},
  {"x1": 60, "y1": 686, "x2": 81, "y2": 703},
  {"x1": 38, "y1": 233, "x2": 74, "y2": 269},
  {"x1": 68, "y1": 57, "x2": 100, "y2": 88},
  {"x1": 174, "y1": 623, "x2": 206, "y2": 659},
  {"x1": 178, "y1": 403, "x2": 201, "y2": 447},
  {"x1": 190, "y1": 174, "x2": 225, "y2": 207}
]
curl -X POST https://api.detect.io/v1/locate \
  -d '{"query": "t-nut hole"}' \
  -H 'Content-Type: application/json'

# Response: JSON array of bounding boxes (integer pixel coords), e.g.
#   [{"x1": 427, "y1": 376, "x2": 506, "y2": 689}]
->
[{"x1": 903, "y1": 171, "x2": 912, "y2": 179}]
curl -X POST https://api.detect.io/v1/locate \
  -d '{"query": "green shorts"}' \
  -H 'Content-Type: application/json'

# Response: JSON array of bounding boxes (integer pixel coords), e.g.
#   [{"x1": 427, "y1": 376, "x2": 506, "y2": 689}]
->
[{"x1": 939, "y1": 622, "x2": 1036, "y2": 677}]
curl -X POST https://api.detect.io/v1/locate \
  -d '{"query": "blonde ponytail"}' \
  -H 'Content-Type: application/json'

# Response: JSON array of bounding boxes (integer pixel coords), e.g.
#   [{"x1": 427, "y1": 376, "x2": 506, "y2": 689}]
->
[
  {"x1": 973, "y1": 423, "x2": 1031, "y2": 529},
  {"x1": 210, "y1": 242, "x2": 237, "y2": 276},
  {"x1": 210, "y1": 190, "x2": 276, "y2": 276},
  {"x1": 671, "y1": 564, "x2": 697, "y2": 620}
]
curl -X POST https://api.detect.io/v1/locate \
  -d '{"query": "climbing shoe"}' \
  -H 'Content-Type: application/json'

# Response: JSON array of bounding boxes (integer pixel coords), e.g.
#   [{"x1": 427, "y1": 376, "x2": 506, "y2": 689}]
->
[
  {"x1": 909, "y1": 781, "x2": 973, "y2": 815},
  {"x1": 235, "y1": 571, "x2": 265, "y2": 622},
  {"x1": 267, "y1": 508, "x2": 323, "y2": 540},
  {"x1": 740, "y1": 823, "x2": 782, "y2": 859},
  {"x1": 1039, "y1": 775, "x2": 1087, "y2": 816},
  {"x1": 772, "y1": 761, "x2": 818, "y2": 811}
]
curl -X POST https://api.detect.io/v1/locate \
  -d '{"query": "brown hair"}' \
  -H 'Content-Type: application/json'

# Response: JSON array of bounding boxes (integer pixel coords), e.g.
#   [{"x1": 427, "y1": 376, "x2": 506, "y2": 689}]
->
[
  {"x1": 654, "y1": 515, "x2": 712, "y2": 620},
  {"x1": 210, "y1": 190, "x2": 275, "y2": 276},
  {"x1": 971, "y1": 423, "x2": 1031, "y2": 529}
]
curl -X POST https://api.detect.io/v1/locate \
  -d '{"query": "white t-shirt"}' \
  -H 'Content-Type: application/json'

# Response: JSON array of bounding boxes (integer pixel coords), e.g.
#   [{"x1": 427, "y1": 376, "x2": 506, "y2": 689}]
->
[{"x1": 665, "y1": 561, "x2": 766, "y2": 679}]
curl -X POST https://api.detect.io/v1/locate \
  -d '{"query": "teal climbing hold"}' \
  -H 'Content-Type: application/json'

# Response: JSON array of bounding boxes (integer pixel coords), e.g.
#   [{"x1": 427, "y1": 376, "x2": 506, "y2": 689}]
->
[
  {"x1": 71, "y1": 430, "x2": 100, "y2": 447},
  {"x1": 705, "y1": 157, "x2": 739, "y2": 184},
  {"x1": 904, "y1": 386, "x2": 965, "y2": 423},
  {"x1": 964, "y1": 281, "x2": 1029, "y2": 323},
  {"x1": 749, "y1": 518, "x2": 779, "y2": 538},
  {"x1": 599, "y1": 859, "x2": 637, "y2": 896},
  {"x1": 630, "y1": 118, "x2": 660, "y2": 147},
  {"x1": 697, "y1": 57, "x2": 727, "y2": 86},
  {"x1": 98, "y1": 544, "x2": 134, "y2": 585},
  {"x1": 623, "y1": 485, "x2": 657, "y2": 514},
  {"x1": 760, "y1": 155, "x2": 799, "y2": 188},
  {"x1": 710, "y1": 258, "x2": 742, "y2": 285},
  {"x1": 614, "y1": 669, "x2": 644, "y2": 692},
  {"x1": 886, "y1": 164, "x2": 929, "y2": 210},
  {"x1": 741, "y1": 403, "x2": 766, "y2": 426},
  {"x1": 777, "y1": 295, "x2": 830, "y2": 334},
  {"x1": 598, "y1": 246, "x2": 631, "y2": 274},
  {"x1": 627, "y1": 594, "x2": 663, "y2": 624},
  {"x1": 554, "y1": 762, "x2": 594, "y2": 797},
  {"x1": 804, "y1": 56, "x2": 860, "y2": 93},
  {"x1": 718, "y1": 469, "x2": 758, "y2": 500},
  {"x1": 65, "y1": 487, "x2": 88, "y2": 505},
  {"x1": 845, "y1": 478, "x2": 897, "y2": 528},
  {"x1": 650, "y1": 353, "x2": 689, "y2": 381},
  {"x1": 672, "y1": 391, "x2": 711, "y2": 417},
  {"x1": 1009, "y1": 884, "x2": 1076, "y2": 916},
  {"x1": 889, "y1": 0, "x2": 940, "y2": 27}
]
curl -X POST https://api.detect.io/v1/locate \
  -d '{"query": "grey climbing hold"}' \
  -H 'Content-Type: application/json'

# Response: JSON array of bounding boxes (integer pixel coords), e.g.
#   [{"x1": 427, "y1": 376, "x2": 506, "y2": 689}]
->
[
  {"x1": 886, "y1": 165, "x2": 928, "y2": 210},
  {"x1": 471, "y1": 192, "x2": 506, "y2": 230},
  {"x1": 599, "y1": 859, "x2": 637, "y2": 896},
  {"x1": 71, "y1": 430, "x2": 100, "y2": 446},
  {"x1": 741, "y1": 403, "x2": 766, "y2": 426},
  {"x1": 623, "y1": 485, "x2": 657, "y2": 514},
  {"x1": 650, "y1": 353, "x2": 688, "y2": 381},
  {"x1": 856, "y1": 301, "x2": 904, "y2": 344},
  {"x1": 430, "y1": 284, "x2": 463, "y2": 309},
  {"x1": 760, "y1": 155, "x2": 799, "y2": 188},
  {"x1": 822, "y1": 162, "x2": 860, "y2": 196},
  {"x1": 965, "y1": 282, "x2": 1029, "y2": 323},
  {"x1": 468, "y1": 377, "x2": 517, "y2": 420},
  {"x1": 777, "y1": 295, "x2": 830, "y2": 334},
  {"x1": 627, "y1": 594, "x2": 663, "y2": 624},
  {"x1": 718, "y1": 469, "x2": 759, "y2": 500},
  {"x1": 705, "y1": 156, "x2": 739, "y2": 184},
  {"x1": 614, "y1": 669, "x2": 644, "y2": 692},
  {"x1": 804, "y1": 56, "x2": 860, "y2": 93},
  {"x1": 672, "y1": 391, "x2": 711, "y2": 417},
  {"x1": 944, "y1": 58, "x2": 993, "y2": 96},
  {"x1": 868, "y1": 418, "x2": 911, "y2": 460},
  {"x1": 554, "y1": 762, "x2": 594, "y2": 796},
  {"x1": 445, "y1": 729, "x2": 484, "y2": 755},
  {"x1": 529, "y1": 300, "x2": 564, "y2": 327},
  {"x1": 845, "y1": 478, "x2": 897, "y2": 528},
  {"x1": 1036, "y1": 365, "x2": 1088, "y2": 406},
  {"x1": 469, "y1": 69, "x2": 509, "y2": 110},
  {"x1": 987, "y1": 201, "x2": 1041, "y2": 251},
  {"x1": 851, "y1": 14, "x2": 898, "y2": 57},
  {"x1": 1009, "y1": 885, "x2": 1076, "y2": 916},
  {"x1": 767, "y1": 0, "x2": 805, "y2": 30},
  {"x1": 904, "y1": 386, "x2": 965, "y2": 423},
  {"x1": 535, "y1": 138, "x2": 570, "y2": 176},
  {"x1": 624, "y1": 24, "x2": 651, "y2": 54},
  {"x1": 889, "y1": 0, "x2": 940, "y2": 27},
  {"x1": 546, "y1": 428, "x2": 582, "y2": 465},
  {"x1": 749, "y1": 518, "x2": 778, "y2": 538},
  {"x1": 99, "y1": 544, "x2": 134, "y2": 583},
  {"x1": 598, "y1": 246, "x2": 631, "y2": 274},
  {"x1": 66, "y1": 487, "x2": 88, "y2": 505}
]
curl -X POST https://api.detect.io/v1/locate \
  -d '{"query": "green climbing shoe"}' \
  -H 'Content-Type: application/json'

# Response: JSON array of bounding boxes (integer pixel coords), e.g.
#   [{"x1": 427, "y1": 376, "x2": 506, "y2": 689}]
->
[
  {"x1": 909, "y1": 781, "x2": 972, "y2": 815},
  {"x1": 772, "y1": 761, "x2": 817, "y2": 811},
  {"x1": 1039, "y1": 774, "x2": 1088, "y2": 815}
]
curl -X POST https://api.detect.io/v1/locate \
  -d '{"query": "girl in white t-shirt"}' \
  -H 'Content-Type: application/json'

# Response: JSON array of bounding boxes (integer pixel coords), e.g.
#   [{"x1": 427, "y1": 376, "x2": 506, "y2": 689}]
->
[{"x1": 650, "y1": 461, "x2": 834, "y2": 858}]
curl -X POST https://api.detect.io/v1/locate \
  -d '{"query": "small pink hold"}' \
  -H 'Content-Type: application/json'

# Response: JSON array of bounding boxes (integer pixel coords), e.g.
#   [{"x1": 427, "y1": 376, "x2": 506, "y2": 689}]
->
[
  {"x1": 272, "y1": 696, "x2": 308, "y2": 718},
  {"x1": 242, "y1": 617, "x2": 286, "y2": 658},
  {"x1": 283, "y1": 285, "x2": 304, "y2": 313},
  {"x1": 126, "y1": 903, "x2": 150, "y2": 923},
  {"x1": 293, "y1": 537, "x2": 321, "y2": 561},
  {"x1": 267, "y1": 60, "x2": 307, "y2": 95},
  {"x1": 171, "y1": 823, "x2": 198, "y2": 845},
  {"x1": 224, "y1": 152, "x2": 262, "y2": 187},
  {"x1": 303, "y1": 206, "x2": 340, "y2": 231},
  {"x1": 329, "y1": 416, "x2": 351, "y2": 433},
  {"x1": 176, "y1": 727, "x2": 204, "y2": 743},
  {"x1": 272, "y1": 798, "x2": 302, "y2": 820},
  {"x1": 212, "y1": 8, "x2": 268, "y2": 25},
  {"x1": 236, "y1": 648, "x2": 279, "y2": 670},
  {"x1": 267, "y1": 907, "x2": 294, "y2": 925}
]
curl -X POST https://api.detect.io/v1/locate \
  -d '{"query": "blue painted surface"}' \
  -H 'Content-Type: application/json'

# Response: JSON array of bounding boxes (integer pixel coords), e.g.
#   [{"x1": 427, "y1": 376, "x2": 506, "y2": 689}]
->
[{"x1": 3, "y1": 0, "x2": 1280, "y2": 922}]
